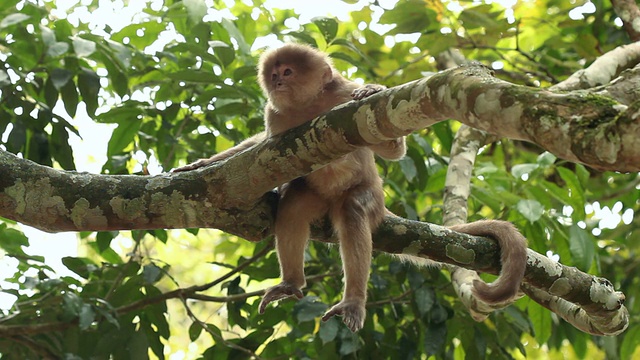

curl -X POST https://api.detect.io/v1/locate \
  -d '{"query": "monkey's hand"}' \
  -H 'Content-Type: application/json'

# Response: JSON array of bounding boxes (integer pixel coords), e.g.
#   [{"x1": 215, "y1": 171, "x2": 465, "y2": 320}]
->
[
  {"x1": 321, "y1": 299, "x2": 366, "y2": 332},
  {"x1": 371, "y1": 137, "x2": 406, "y2": 160},
  {"x1": 351, "y1": 84, "x2": 386, "y2": 100},
  {"x1": 172, "y1": 158, "x2": 216, "y2": 172},
  {"x1": 258, "y1": 282, "x2": 304, "y2": 314}
]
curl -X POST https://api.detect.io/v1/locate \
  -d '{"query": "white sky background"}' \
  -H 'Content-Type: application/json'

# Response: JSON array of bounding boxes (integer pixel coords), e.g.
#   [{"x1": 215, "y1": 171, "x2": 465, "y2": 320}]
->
[{"x1": 0, "y1": 0, "x2": 633, "y2": 311}]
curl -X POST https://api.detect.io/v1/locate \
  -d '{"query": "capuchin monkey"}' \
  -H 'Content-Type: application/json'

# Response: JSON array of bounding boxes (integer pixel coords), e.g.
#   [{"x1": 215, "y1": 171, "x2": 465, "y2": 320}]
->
[{"x1": 174, "y1": 43, "x2": 528, "y2": 332}]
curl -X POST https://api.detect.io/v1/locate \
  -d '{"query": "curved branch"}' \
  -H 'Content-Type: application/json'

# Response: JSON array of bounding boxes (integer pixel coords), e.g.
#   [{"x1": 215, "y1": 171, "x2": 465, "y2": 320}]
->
[{"x1": 551, "y1": 41, "x2": 640, "y2": 92}]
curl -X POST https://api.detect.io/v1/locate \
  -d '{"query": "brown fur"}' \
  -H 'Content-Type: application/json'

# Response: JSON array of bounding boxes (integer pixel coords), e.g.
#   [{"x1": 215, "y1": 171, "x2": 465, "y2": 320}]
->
[
  {"x1": 174, "y1": 44, "x2": 527, "y2": 331},
  {"x1": 449, "y1": 220, "x2": 528, "y2": 303}
]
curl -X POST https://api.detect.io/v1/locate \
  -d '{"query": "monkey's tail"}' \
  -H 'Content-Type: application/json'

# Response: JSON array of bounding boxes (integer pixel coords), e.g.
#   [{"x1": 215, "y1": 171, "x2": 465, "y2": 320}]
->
[{"x1": 449, "y1": 220, "x2": 528, "y2": 304}]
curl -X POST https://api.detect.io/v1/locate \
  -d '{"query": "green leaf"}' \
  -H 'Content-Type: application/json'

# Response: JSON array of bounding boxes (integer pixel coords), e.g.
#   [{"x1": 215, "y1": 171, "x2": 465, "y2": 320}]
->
[
  {"x1": 96, "y1": 231, "x2": 115, "y2": 253},
  {"x1": 398, "y1": 156, "x2": 417, "y2": 182},
  {"x1": 537, "y1": 151, "x2": 557, "y2": 167},
  {"x1": 189, "y1": 322, "x2": 203, "y2": 342},
  {"x1": 142, "y1": 264, "x2": 163, "y2": 284},
  {"x1": 79, "y1": 303, "x2": 96, "y2": 330},
  {"x1": 528, "y1": 299, "x2": 552, "y2": 344},
  {"x1": 208, "y1": 40, "x2": 235, "y2": 68},
  {"x1": 414, "y1": 286, "x2": 435, "y2": 316},
  {"x1": 47, "y1": 41, "x2": 70, "y2": 58},
  {"x1": 62, "y1": 257, "x2": 97, "y2": 279},
  {"x1": 0, "y1": 227, "x2": 29, "y2": 256},
  {"x1": 61, "y1": 77, "x2": 79, "y2": 118},
  {"x1": 184, "y1": 0, "x2": 207, "y2": 24},
  {"x1": 312, "y1": 17, "x2": 338, "y2": 42},
  {"x1": 568, "y1": 224, "x2": 594, "y2": 271},
  {"x1": 72, "y1": 36, "x2": 96, "y2": 57},
  {"x1": 319, "y1": 317, "x2": 340, "y2": 344},
  {"x1": 50, "y1": 121, "x2": 76, "y2": 170},
  {"x1": 379, "y1": 0, "x2": 436, "y2": 34},
  {"x1": 557, "y1": 167, "x2": 586, "y2": 219},
  {"x1": 293, "y1": 297, "x2": 327, "y2": 323},
  {"x1": 424, "y1": 322, "x2": 447, "y2": 356},
  {"x1": 62, "y1": 292, "x2": 83, "y2": 319},
  {"x1": 516, "y1": 199, "x2": 545, "y2": 223},
  {"x1": 338, "y1": 329, "x2": 361, "y2": 355},
  {"x1": 511, "y1": 163, "x2": 539, "y2": 179},
  {"x1": 167, "y1": 69, "x2": 221, "y2": 83},
  {"x1": 78, "y1": 68, "x2": 101, "y2": 116},
  {"x1": 0, "y1": 13, "x2": 30, "y2": 29},
  {"x1": 620, "y1": 325, "x2": 640, "y2": 360},
  {"x1": 107, "y1": 119, "x2": 141, "y2": 156},
  {"x1": 50, "y1": 68, "x2": 74, "y2": 90}
]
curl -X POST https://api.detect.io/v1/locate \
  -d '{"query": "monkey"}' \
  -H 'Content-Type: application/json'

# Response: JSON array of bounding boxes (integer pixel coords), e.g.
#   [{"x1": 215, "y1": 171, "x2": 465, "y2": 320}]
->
[{"x1": 174, "y1": 43, "x2": 528, "y2": 332}]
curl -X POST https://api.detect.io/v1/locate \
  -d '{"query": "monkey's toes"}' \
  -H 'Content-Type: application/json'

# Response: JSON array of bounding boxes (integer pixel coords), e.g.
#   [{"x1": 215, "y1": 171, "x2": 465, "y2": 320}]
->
[
  {"x1": 321, "y1": 301, "x2": 366, "y2": 332},
  {"x1": 258, "y1": 283, "x2": 304, "y2": 314}
]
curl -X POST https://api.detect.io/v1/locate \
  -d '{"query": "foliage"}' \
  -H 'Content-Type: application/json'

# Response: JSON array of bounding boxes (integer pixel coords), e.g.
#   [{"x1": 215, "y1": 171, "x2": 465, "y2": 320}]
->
[{"x1": 0, "y1": 0, "x2": 638, "y2": 359}]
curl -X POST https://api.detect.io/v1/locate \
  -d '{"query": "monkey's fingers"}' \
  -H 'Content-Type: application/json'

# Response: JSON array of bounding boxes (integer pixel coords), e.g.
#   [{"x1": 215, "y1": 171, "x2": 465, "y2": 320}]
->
[
  {"x1": 258, "y1": 283, "x2": 304, "y2": 314},
  {"x1": 351, "y1": 84, "x2": 386, "y2": 100},
  {"x1": 172, "y1": 159, "x2": 213, "y2": 172}
]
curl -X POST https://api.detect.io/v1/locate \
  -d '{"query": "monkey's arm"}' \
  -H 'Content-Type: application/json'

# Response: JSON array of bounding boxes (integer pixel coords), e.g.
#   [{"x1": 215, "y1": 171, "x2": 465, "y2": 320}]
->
[{"x1": 173, "y1": 132, "x2": 267, "y2": 172}]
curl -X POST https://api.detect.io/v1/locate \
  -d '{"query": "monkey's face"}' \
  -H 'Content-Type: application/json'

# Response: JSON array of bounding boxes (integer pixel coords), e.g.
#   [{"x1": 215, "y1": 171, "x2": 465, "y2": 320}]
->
[{"x1": 264, "y1": 63, "x2": 327, "y2": 110}]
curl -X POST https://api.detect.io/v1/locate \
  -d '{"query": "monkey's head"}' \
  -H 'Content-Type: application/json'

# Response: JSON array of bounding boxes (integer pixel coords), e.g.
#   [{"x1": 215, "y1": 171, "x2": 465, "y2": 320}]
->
[{"x1": 258, "y1": 43, "x2": 333, "y2": 110}]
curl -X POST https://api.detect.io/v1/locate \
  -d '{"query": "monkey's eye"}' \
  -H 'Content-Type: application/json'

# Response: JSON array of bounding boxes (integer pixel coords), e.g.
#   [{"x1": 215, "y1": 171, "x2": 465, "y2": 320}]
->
[{"x1": 283, "y1": 68, "x2": 292, "y2": 76}]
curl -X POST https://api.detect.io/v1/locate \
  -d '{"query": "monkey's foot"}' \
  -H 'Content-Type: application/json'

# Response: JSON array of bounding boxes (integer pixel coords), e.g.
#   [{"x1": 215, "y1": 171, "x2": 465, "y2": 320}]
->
[
  {"x1": 351, "y1": 84, "x2": 386, "y2": 100},
  {"x1": 321, "y1": 300, "x2": 366, "y2": 332},
  {"x1": 258, "y1": 282, "x2": 304, "y2": 314}
]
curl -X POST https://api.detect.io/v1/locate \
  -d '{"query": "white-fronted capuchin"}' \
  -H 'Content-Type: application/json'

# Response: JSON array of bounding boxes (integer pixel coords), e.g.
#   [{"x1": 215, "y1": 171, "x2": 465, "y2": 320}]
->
[{"x1": 174, "y1": 43, "x2": 527, "y2": 332}]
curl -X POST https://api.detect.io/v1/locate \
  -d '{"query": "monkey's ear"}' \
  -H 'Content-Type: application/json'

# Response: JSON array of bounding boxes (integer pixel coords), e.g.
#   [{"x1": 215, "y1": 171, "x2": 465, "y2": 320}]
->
[{"x1": 322, "y1": 64, "x2": 333, "y2": 84}]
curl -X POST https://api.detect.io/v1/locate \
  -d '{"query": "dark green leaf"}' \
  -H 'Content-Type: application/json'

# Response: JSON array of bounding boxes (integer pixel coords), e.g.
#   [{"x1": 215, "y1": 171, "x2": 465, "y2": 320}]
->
[
  {"x1": 50, "y1": 68, "x2": 74, "y2": 90},
  {"x1": 568, "y1": 225, "x2": 594, "y2": 271},
  {"x1": 79, "y1": 303, "x2": 96, "y2": 330},
  {"x1": 50, "y1": 121, "x2": 76, "y2": 170},
  {"x1": 61, "y1": 77, "x2": 79, "y2": 118},
  {"x1": 414, "y1": 286, "x2": 435, "y2": 316},
  {"x1": 293, "y1": 297, "x2": 328, "y2": 323},
  {"x1": 62, "y1": 292, "x2": 83, "y2": 319},
  {"x1": 319, "y1": 317, "x2": 340, "y2": 344},
  {"x1": 78, "y1": 68, "x2": 101, "y2": 116},
  {"x1": 62, "y1": 257, "x2": 97, "y2": 279},
  {"x1": 189, "y1": 322, "x2": 203, "y2": 342},
  {"x1": 142, "y1": 264, "x2": 163, "y2": 284},
  {"x1": 424, "y1": 322, "x2": 447, "y2": 356}
]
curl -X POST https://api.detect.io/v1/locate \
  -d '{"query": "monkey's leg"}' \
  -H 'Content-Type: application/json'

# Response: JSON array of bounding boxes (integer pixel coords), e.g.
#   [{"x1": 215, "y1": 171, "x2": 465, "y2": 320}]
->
[
  {"x1": 322, "y1": 185, "x2": 384, "y2": 332},
  {"x1": 259, "y1": 180, "x2": 328, "y2": 314}
]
